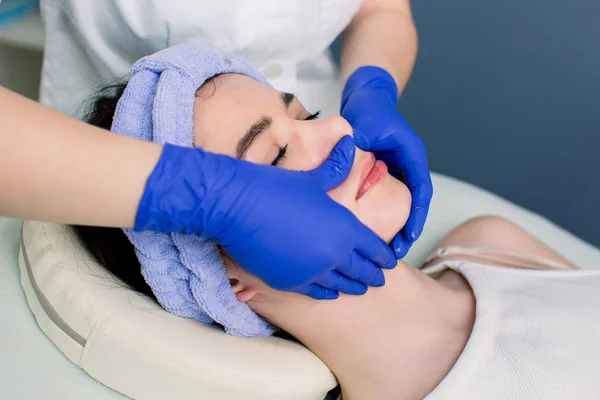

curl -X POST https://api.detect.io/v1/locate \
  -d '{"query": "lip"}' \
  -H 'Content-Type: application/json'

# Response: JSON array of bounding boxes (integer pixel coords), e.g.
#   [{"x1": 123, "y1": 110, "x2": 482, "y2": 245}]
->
[{"x1": 356, "y1": 153, "x2": 388, "y2": 200}]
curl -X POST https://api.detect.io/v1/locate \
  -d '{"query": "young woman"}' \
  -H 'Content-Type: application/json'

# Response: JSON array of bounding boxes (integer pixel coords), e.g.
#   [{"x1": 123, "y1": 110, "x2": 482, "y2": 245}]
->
[{"x1": 75, "y1": 73, "x2": 600, "y2": 400}]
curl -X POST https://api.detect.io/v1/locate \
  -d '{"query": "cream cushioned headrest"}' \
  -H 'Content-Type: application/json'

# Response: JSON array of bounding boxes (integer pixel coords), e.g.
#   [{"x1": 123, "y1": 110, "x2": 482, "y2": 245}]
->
[{"x1": 19, "y1": 221, "x2": 336, "y2": 400}]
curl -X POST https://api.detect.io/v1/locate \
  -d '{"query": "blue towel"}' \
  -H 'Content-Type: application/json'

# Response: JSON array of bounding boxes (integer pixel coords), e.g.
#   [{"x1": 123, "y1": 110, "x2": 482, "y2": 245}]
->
[{"x1": 111, "y1": 44, "x2": 275, "y2": 336}]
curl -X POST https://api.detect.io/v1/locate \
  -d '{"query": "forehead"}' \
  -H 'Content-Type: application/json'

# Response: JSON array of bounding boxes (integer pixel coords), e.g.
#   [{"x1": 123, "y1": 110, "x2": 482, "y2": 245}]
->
[{"x1": 191, "y1": 74, "x2": 281, "y2": 156}]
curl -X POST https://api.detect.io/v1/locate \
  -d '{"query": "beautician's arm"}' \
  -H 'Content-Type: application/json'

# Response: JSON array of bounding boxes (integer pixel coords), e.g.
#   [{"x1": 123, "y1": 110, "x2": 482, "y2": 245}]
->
[
  {"x1": 0, "y1": 87, "x2": 396, "y2": 299},
  {"x1": 0, "y1": 86, "x2": 161, "y2": 227},
  {"x1": 340, "y1": 0, "x2": 432, "y2": 259},
  {"x1": 341, "y1": 0, "x2": 417, "y2": 91}
]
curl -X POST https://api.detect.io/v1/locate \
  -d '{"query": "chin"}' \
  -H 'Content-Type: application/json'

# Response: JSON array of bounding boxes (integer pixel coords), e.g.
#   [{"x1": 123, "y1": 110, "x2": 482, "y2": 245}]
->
[{"x1": 357, "y1": 173, "x2": 412, "y2": 243}]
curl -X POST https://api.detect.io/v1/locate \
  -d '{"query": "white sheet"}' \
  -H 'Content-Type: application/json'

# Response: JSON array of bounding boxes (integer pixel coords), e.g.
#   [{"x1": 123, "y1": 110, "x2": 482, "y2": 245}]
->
[{"x1": 0, "y1": 217, "x2": 124, "y2": 399}]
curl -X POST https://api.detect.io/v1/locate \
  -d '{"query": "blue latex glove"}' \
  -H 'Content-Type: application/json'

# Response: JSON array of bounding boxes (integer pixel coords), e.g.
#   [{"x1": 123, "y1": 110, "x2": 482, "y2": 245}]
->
[
  {"x1": 341, "y1": 66, "x2": 433, "y2": 259},
  {"x1": 135, "y1": 136, "x2": 396, "y2": 300}
]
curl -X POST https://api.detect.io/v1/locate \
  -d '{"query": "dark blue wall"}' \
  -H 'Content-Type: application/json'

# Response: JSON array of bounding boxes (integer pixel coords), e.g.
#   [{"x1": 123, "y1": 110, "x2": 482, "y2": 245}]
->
[{"x1": 335, "y1": 1, "x2": 600, "y2": 246}]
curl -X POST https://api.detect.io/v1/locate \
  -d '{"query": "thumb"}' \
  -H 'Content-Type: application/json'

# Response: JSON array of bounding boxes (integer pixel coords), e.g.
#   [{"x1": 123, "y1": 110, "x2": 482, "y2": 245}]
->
[
  {"x1": 352, "y1": 126, "x2": 372, "y2": 151},
  {"x1": 306, "y1": 135, "x2": 355, "y2": 191}
]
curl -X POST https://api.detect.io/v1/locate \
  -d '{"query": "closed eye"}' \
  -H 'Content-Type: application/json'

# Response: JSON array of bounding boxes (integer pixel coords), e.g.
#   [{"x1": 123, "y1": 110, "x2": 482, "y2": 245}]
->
[
  {"x1": 271, "y1": 144, "x2": 288, "y2": 166},
  {"x1": 281, "y1": 92, "x2": 320, "y2": 121},
  {"x1": 304, "y1": 110, "x2": 321, "y2": 121}
]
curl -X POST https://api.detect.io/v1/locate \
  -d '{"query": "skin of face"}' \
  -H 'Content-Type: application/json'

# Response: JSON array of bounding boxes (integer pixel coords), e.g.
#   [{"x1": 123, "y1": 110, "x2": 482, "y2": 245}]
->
[{"x1": 192, "y1": 73, "x2": 411, "y2": 302}]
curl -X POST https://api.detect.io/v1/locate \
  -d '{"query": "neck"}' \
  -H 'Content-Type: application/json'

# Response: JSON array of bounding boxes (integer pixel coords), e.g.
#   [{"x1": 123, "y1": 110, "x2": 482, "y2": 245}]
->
[{"x1": 252, "y1": 263, "x2": 475, "y2": 400}]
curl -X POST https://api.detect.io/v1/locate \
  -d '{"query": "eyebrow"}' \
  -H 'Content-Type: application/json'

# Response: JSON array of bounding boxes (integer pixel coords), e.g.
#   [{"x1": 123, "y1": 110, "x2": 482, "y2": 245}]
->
[
  {"x1": 281, "y1": 92, "x2": 295, "y2": 108},
  {"x1": 235, "y1": 92, "x2": 294, "y2": 159},
  {"x1": 236, "y1": 116, "x2": 272, "y2": 159}
]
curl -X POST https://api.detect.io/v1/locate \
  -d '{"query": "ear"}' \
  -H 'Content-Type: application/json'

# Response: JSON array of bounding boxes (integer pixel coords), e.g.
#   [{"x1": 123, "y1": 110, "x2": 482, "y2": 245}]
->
[{"x1": 229, "y1": 278, "x2": 259, "y2": 303}]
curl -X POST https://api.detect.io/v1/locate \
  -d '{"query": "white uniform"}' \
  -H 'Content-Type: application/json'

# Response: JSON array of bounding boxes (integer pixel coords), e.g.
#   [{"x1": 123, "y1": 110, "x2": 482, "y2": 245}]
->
[
  {"x1": 422, "y1": 258, "x2": 600, "y2": 399},
  {"x1": 39, "y1": 0, "x2": 363, "y2": 118}
]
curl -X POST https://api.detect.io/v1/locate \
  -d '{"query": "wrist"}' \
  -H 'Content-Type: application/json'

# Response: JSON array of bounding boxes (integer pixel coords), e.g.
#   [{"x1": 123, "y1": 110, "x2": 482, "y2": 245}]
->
[
  {"x1": 343, "y1": 66, "x2": 399, "y2": 106},
  {"x1": 135, "y1": 144, "x2": 215, "y2": 234}
]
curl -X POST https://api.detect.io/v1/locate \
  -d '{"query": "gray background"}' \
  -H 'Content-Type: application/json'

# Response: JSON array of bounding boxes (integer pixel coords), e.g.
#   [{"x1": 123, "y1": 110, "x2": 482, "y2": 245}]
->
[{"x1": 336, "y1": 0, "x2": 600, "y2": 247}]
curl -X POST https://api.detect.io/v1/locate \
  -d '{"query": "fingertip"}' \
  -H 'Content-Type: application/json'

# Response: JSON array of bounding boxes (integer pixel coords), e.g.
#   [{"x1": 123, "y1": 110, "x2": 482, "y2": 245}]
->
[
  {"x1": 393, "y1": 246, "x2": 408, "y2": 260},
  {"x1": 337, "y1": 279, "x2": 368, "y2": 296},
  {"x1": 354, "y1": 225, "x2": 395, "y2": 269},
  {"x1": 324, "y1": 269, "x2": 370, "y2": 296},
  {"x1": 396, "y1": 249, "x2": 406, "y2": 260},
  {"x1": 325, "y1": 290, "x2": 340, "y2": 300},
  {"x1": 310, "y1": 136, "x2": 356, "y2": 191},
  {"x1": 372, "y1": 270, "x2": 385, "y2": 287},
  {"x1": 354, "y1": 283, "x2": 369, "y2": 295},
  {"x1": 372, "y1": 245, "x2": 396, "y2": 269},
  {"x1": 377, "y1": 239, "x2": 397, "y2": 268},
  {"x1": 306, "y1": 292, "x2": 321, "y2": 300},
  {"x1": 403, "y1": 205, "x2": 428, "y2": 243},
  {"x1": 411, "y1": 208, "x2": 428, "y2": 240},
  {"x1": 333, "y1": 135, "x2": 356, "y2": 169},
  {"x1": 411, "y1": 227, "x2": 422, "y2": 241},
  {"x1": 338, "y1": 134, "x2": 355, "y2": 147},
  {"x1": 339, "y1": 274, "x2": 369, "y2": 295},
  {"x1": 352, "y1": 130, "x2": 369, "y2": 150},
  {"x1": 392, "y1": 235, "x2": 411, "y2": 259},
  {"x1": 408, "y1": 229, "x2": 418, "y2": 242},
  {"x1": 383, "y1": 248, "x2": 397, "y2": 269},
  {"x1": 334, "y1": 135, "x2": 356, "y2": 156},
  {"x1": 402, "y1": 221, "x2": 418, "y2": 242},
  {"x1": 302, "y1": 284, "x2": 328, "y2": 300}
]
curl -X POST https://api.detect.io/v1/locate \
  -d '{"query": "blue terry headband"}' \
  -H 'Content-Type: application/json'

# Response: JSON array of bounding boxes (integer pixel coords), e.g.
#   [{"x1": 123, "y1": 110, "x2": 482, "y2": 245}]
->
[{"x1": 111, "y1": 44, "x2": 275, "y2": 336}]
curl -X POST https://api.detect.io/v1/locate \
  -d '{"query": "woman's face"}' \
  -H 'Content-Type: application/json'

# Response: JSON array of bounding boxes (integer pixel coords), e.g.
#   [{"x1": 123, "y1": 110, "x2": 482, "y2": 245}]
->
[{"x1": 192, "y1": 74, "x2": 411, "y2": 301}]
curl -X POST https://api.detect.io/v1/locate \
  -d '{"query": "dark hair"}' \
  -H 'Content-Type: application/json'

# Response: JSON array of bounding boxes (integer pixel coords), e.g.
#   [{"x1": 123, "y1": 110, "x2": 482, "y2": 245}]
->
[
  {"x1": 72, "y1": 82, "x2": 156, "y2": 300},
  {"x1": 72, "y1": 80, "x2": 301, "y2": 344},
  {"x1": 74, "y1": 78, "x2": 220, "y2": 300},
  {"x1": 73, "y1": 79, "x2": 219, "y2": 300}
]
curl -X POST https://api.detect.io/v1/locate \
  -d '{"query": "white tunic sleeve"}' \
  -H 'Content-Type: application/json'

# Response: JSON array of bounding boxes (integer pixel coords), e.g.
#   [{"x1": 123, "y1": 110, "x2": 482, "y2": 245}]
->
[{"x1": 40, "y1": 0, "x2": 168, "y2": 114}]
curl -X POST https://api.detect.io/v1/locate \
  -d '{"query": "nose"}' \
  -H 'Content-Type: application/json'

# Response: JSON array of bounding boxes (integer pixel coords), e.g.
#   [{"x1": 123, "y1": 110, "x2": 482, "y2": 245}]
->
[
  {"x1": 321, "y1": 115, "x2": 354, "y2": 140},
  {"x1": 291, "y1": 116, "x2": 355, "y2": 170}
]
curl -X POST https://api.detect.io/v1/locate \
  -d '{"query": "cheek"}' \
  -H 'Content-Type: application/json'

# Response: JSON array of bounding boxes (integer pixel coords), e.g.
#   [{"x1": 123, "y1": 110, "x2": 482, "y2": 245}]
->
[
  {"x1": 279, "y1": 139, "x2": 331, "y2": 171},
  {"x1": 277, "y1": 118, "x2": 351, "y2": 172}
]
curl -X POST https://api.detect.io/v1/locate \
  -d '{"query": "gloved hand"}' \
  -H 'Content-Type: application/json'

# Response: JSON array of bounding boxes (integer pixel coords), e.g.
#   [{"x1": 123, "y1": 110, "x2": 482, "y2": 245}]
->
[
  {"x1": 135, "y1": 136, "x2": 396, "y2": 300},
  {"x1": 342, "y1": 66, "x2": 433, "y2": 259}
]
